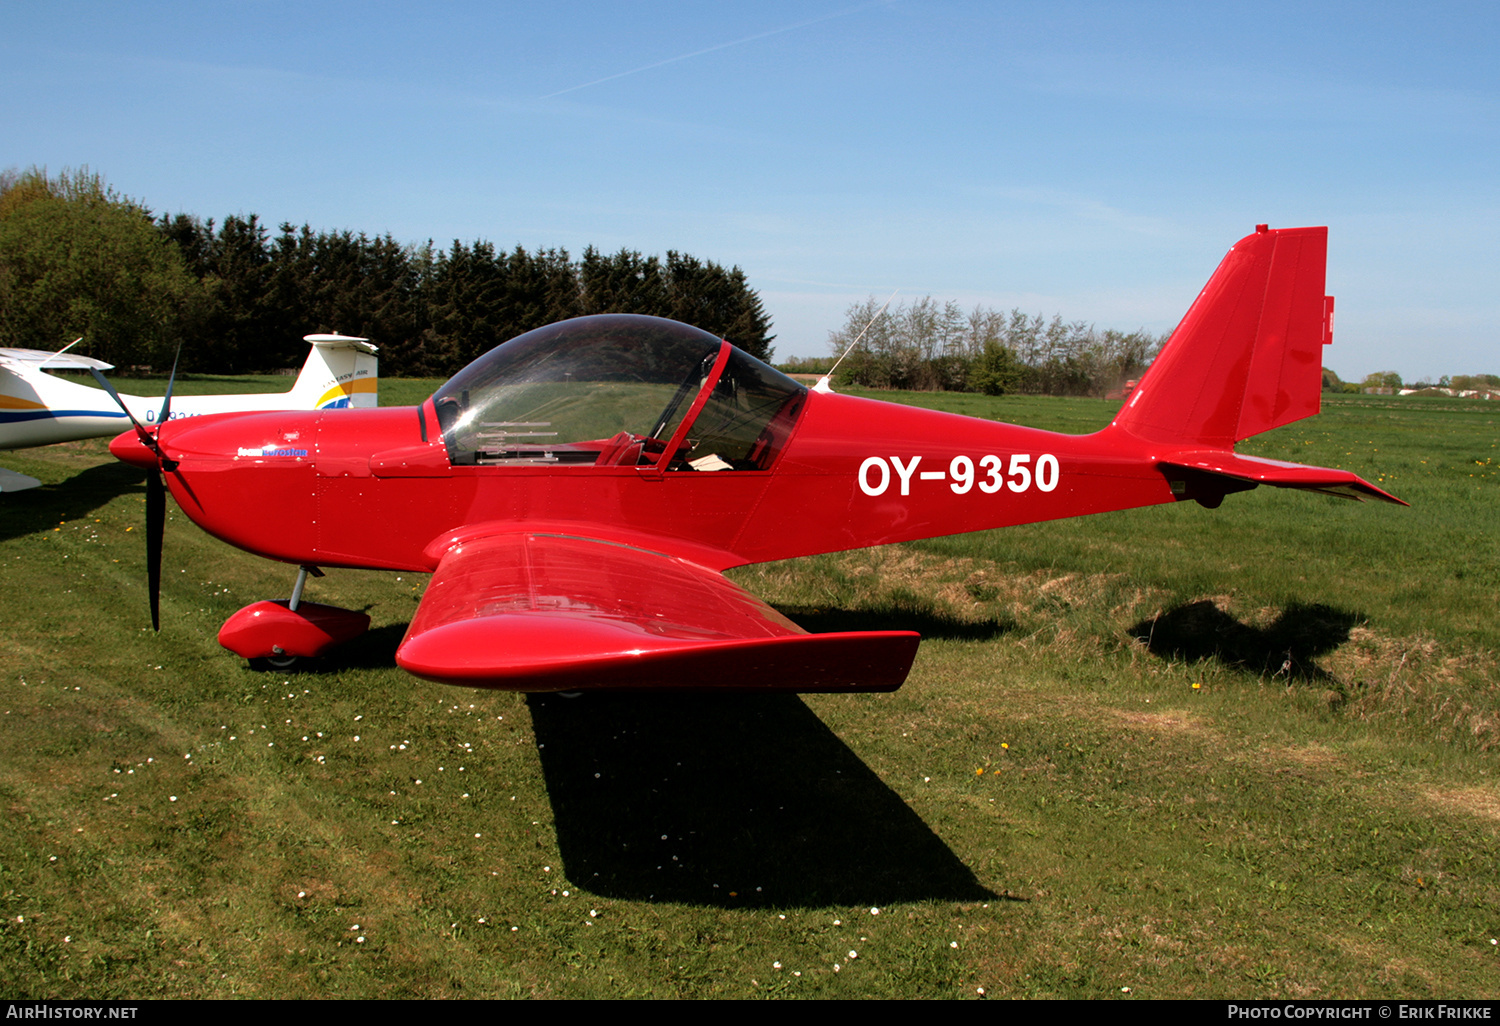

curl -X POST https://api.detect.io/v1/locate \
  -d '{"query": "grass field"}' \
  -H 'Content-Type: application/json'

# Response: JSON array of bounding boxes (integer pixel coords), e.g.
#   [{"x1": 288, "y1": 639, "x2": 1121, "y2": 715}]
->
[{"x1": 0, "y1": 376, "x2": 1496, "y2": 998}]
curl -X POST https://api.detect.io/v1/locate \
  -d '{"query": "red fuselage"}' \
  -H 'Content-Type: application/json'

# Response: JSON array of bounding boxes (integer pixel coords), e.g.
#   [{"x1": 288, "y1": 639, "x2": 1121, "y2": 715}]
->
[{"x1": 115, "y1": 391, "x2": 1176, "y2": 576}]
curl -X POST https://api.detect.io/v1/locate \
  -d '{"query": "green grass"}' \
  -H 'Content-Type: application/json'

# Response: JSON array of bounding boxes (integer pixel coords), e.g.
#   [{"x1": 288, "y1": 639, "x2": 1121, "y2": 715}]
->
[{"x1": 0, "y1": 385, "x2": 1495, "y2": 998}]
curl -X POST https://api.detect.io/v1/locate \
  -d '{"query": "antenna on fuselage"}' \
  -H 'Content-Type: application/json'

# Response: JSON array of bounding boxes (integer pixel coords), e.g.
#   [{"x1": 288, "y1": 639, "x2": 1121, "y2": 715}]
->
[{"x1": 814, "y1": 289, "x2": 899, "y2": 394}]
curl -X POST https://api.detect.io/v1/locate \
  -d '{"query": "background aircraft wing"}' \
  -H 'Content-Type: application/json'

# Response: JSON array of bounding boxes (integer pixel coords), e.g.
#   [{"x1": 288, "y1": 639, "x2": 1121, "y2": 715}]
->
[
  {"x1": 0, "y1": 348, "x2": 114, "y2": 372},
  {"x1": 0, "y1": 467, "x2": 43, "y2": 492},
  {"x1": 396, "y1": 532, "x2": 919, "y2": 692}
]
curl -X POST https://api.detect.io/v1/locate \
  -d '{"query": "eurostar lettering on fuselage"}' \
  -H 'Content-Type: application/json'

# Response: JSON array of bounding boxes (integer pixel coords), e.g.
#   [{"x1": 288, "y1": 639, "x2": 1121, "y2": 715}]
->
[
  {"x1": 858, "y1": 453, "x2": 1060, "y2": 497},
  {"x1": 236, "y1": 447, "x2": 308, "y2": 458}
]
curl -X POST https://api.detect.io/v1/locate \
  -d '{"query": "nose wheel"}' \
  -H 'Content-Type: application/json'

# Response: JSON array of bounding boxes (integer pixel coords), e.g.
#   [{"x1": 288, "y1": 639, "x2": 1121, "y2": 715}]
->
[
  {"x1": 249, "y1": 652, "x2": 314, "y2": 673},
  {"x1": 218, "y1": 566, "x2": 371, "y2": 670}
]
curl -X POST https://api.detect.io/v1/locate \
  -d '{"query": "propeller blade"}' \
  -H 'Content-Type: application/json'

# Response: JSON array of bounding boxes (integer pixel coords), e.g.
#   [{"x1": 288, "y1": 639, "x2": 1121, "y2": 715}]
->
[
  {"x1": 88, "y1": 367, "x2": 160, "y2": 458},
  {"x1": 147, "y1": 470, "x2": 164, "y2": 632},
  {"x1": 157, "y1": 341, "x2": 183, "y2": 426},
  {"x1": 92, "y1": 359, "x2": 176, "y2": 631}
]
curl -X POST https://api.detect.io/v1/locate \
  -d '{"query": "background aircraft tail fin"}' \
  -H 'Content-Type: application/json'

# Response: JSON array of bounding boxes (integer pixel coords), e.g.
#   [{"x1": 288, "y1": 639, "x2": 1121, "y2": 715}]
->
[
  {"x1": 1111, "y1": 225, "x2": 1332, "y2": 449},
  {"x1": 288, "y1": 334, "x2": 379, "y2": 410}
]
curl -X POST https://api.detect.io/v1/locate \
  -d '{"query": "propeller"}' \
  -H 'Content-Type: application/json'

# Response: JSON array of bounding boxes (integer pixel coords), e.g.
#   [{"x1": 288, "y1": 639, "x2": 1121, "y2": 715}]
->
[{"x1": 92, "y1": 345, "x2": 181, "y2": 631}]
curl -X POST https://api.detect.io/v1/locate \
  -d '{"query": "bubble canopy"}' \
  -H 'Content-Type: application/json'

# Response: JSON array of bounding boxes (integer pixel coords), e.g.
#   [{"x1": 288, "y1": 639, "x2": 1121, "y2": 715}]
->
[{"x1": 431, "y1": 315, "x2": 807, "y2": 472}]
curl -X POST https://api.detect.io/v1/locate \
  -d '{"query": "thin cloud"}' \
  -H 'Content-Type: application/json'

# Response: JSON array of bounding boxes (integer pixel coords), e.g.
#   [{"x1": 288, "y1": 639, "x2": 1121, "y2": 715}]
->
[{"x1": 541, "y1": 2, "x2": 885, "y2": 99}]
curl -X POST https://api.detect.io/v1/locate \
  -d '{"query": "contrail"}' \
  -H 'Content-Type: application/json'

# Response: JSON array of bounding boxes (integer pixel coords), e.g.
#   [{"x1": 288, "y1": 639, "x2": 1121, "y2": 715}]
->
[{"x1": 541, "y1": 2, "x2": 884, "y2": 99}]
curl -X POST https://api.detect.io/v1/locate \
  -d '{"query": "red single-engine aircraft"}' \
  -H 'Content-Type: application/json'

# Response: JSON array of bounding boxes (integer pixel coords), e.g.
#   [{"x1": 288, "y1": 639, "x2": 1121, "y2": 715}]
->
[{"x1": 109, "y1": 225, "x2": 1402, "y2": 692}]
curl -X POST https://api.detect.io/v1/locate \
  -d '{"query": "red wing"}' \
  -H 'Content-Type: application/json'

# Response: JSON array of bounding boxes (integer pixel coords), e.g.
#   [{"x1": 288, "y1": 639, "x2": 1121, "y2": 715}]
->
[{"x1": 396, "y1": 532, "x2": 919, "y2": 692}]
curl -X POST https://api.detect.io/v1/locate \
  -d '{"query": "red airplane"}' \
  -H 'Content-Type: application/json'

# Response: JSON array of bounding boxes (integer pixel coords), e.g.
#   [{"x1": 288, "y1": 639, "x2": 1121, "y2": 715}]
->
[{"x1": 109, "y1": 225, "x2": 1402, "y2": 692}]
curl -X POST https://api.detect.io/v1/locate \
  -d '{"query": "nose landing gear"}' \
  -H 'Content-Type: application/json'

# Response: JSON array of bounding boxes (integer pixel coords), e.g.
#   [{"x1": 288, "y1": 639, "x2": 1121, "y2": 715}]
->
[{"x1": 218, "y1": 566, "x2": 371, "y2": 671}]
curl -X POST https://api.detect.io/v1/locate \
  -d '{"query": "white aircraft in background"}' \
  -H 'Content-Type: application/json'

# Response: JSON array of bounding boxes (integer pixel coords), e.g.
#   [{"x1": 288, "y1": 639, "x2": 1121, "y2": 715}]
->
[{"x1": 0, "y1": 334, "x2": 378, "y2": 492}]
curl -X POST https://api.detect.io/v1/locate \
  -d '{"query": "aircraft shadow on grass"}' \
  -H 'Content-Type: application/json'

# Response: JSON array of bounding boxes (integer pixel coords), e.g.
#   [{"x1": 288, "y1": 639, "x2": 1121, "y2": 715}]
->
[
  {"x1": 528, "y1": 691, "x2": 998, "y2": 908},
  {"x1": 0, "y1": 461, "x2": 146, "y2": 544},
  {"x1": 322, "y1": 623, "x2": 408, "y2": 669},
  {"x1": 1127, "y1": 600, "x2": 1363, "y2": 681},
  {"x1": 318, "y1": 609, "x2": 1005, "y2": 908}
]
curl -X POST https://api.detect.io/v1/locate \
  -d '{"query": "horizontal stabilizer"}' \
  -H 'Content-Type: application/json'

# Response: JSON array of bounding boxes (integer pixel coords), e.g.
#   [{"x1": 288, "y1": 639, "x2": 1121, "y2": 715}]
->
[
  {"x1": 303, "y1": 333, "x2": 378, "y2": 354},
  {"x1": 1160, "y1": 451, "x2": 1406, "y2": 505},
  {"x1": 399, "y1": 532, "x2": 919, "y2": 692}
]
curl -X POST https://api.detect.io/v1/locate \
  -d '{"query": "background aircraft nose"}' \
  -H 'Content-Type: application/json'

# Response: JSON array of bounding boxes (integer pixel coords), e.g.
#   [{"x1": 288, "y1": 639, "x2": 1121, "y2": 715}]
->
[{"x1": 109, "y1": 429, "x2": 157, "y2": 470}]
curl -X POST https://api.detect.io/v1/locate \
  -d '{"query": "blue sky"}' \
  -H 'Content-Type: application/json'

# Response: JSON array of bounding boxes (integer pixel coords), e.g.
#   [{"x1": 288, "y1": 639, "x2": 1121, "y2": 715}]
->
[{"x1": 4, "y1": 1, "x2": 1495, "y2": 379}]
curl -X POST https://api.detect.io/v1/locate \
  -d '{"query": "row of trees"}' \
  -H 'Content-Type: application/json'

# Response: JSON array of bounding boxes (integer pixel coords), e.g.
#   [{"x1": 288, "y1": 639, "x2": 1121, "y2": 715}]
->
[
  {"x1": 0, "y1": 167, "x2": 775, "y2": 376},
  {"x1": 0, "y1": 167, "x2": 201, "y2": 369},
  {"x1": 823, "y1": 296, "x2": 1166, "y2": 396}
]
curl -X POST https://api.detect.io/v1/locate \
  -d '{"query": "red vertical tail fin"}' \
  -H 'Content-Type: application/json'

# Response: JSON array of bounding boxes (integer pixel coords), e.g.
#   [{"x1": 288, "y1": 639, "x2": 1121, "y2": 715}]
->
[{"x1": 1112, "y1": 225, "x2": 1332, "y2": 448}]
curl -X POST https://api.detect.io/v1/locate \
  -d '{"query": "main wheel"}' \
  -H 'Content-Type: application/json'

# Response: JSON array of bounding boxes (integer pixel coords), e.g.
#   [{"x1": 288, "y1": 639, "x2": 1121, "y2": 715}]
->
[{"x1": 248, "y1": 653, "x2": 315, "y2": 672}]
